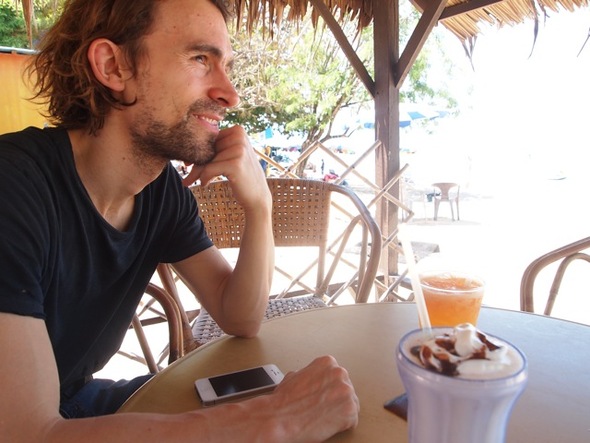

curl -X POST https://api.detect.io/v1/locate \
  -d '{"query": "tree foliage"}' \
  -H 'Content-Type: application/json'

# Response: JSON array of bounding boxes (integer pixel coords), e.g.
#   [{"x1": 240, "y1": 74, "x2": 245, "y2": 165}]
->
[
  {"x1": 0, "y1": 3, "x2": 28, "y2": 47},
  {"x1": 226, "y1": 10, "x2": 456, "y2": 150},
  {"x1": 0, "y1": 0, "x2": 62, "y2": 48},
  {"x1": 226, "y1": 17, "x2": 374, "y2": 147}
]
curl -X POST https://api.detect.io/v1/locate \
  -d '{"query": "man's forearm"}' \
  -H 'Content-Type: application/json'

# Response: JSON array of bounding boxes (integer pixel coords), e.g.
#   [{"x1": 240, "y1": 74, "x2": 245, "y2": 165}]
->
[
  {"x1": 40, "y1": 397, "x2": 285, "y2": 443},
  {"x1": 217, "y1": 204, "x2": 274, "y2": 337}
]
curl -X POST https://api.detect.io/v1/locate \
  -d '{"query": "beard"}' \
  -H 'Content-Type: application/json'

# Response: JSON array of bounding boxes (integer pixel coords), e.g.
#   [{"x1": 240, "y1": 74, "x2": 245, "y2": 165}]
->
[{"x1": 130, "y1": 99, "x2": 225, "y2": 166}]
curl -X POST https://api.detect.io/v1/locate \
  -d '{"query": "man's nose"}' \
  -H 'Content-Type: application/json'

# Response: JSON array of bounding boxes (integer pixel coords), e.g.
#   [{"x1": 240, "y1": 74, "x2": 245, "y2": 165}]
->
[{"x1": 209, "y1": 72, "x2": 240, "y2": 108}]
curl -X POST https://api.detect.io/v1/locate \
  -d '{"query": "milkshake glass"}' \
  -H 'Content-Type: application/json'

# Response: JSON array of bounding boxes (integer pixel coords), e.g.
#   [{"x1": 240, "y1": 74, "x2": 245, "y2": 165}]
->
[{"x1": 396, "y1": 327, "x2": 528, "y2": 443}]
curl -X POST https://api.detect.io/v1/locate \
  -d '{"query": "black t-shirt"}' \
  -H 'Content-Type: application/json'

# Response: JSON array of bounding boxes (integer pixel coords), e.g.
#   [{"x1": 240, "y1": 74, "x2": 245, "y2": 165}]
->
[{"x1": 0, "y1": 127, "x2": 213, "y2": 392}]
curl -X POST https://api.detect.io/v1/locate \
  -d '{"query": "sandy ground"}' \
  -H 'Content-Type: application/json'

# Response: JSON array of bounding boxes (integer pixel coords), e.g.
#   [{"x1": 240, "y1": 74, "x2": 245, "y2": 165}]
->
[{"x1": 403, "y1": 174, "x2": 590, "y2": 323}]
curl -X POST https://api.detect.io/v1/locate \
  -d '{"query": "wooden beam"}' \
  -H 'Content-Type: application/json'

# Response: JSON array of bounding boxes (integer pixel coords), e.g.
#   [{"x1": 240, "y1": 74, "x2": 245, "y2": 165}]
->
[
  {"x1": 309, "y1": 0, "x2": 376, "y2": 97},
  {"x1": 373, "y1": 0, "x2": 401, "y2": 278},
  {"x1": 440, "y1": 0, "x2": 504, "y2": 20},
  {"x1": 395, "y1": 0, "x2": 447, "y2": 88}
]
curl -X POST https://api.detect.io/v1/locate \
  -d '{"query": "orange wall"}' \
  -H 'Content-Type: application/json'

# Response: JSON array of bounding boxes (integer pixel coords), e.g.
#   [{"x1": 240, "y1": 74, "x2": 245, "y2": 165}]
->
[{"x1": 0, "y1": 52, "x2": 48, "y2": 135}]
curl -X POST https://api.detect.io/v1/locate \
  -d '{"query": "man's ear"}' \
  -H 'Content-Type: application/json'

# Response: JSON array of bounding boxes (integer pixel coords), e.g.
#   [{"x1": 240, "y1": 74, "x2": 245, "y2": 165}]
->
[{"x1": 87, "y1": 38, "x2": 130, "y2": 92}]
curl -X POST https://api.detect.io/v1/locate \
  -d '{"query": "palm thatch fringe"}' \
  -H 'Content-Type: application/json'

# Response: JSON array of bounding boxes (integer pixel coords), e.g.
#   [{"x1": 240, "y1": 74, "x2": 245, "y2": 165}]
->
[{"x1": 16, "y1": 0, "x2": 590, "y2": 46}]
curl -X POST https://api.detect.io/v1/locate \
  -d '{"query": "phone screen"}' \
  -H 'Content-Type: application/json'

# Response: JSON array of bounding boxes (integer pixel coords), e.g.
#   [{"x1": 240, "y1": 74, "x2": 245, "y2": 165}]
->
[{"x1": 209, "y1": 367, "x2": 275, "y2": 396}]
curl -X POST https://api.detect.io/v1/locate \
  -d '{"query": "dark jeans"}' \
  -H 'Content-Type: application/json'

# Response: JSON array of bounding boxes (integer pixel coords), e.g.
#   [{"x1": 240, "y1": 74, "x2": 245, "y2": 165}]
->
[{"x1": 59, "y1": 374, "x2": 153, "y2": 418}]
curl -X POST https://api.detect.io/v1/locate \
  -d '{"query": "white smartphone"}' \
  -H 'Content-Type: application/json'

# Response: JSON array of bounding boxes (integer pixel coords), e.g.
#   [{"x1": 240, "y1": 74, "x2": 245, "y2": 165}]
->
[{"x1": 194, "y1": 364, "x2": 284, "y2": 406}]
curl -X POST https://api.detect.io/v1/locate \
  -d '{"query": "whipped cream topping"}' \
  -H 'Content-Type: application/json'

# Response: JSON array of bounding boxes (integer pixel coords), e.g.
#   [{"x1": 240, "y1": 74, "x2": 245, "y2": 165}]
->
[{"x1": 411, "y1": 323, "x2": 515, "y2": 378}]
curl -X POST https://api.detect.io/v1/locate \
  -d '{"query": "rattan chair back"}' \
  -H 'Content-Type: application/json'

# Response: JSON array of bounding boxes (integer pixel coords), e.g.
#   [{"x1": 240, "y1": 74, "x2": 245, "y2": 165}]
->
[
  {"x1": 191, "y1": 178, "x2": 380, "y2": 301},
  {"x1": 188, "y1": 178, "x2": 381, "y2": 345},
  {"x1": 192, "y1": 178, "x2": 332, "y2": 249}
]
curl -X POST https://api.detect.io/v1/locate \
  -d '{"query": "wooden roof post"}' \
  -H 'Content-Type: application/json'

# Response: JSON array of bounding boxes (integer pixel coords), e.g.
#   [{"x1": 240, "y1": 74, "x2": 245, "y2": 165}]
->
[{"x1": 373, "y1": 0, "x2": 401, "y2": 285}]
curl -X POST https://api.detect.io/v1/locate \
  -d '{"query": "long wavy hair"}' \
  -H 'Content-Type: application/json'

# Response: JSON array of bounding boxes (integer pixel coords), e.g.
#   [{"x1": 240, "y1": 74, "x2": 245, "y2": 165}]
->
[{"x1": 26, "y1": 0, "x2": 232, "y2": 135}]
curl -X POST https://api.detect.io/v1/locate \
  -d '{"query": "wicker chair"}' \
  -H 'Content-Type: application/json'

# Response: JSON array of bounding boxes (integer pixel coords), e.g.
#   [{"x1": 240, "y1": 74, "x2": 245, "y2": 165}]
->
[
  {"x1": 520, "y1": 236, "x2": 590, "y2": 315},
  {"x1": 187, "y1": 178, "x2": 382, "y2": 344},
  {"x1": 124, "y1": 264, "x2": 198, "y2": 373},
  {"x1": 130, "y1": 178, "x2": 381, "y2": 366}
]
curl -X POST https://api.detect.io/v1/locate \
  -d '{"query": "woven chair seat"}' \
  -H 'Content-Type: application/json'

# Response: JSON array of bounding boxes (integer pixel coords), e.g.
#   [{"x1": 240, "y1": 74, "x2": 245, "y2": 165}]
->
[{"x1": 192, "y1": 295, "x2": 328, "y2": 344}]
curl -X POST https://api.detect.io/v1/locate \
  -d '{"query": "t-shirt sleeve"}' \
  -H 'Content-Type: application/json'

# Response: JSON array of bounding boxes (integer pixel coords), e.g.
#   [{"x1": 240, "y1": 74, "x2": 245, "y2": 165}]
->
[
  {"x1": 157, "y1": 167, "x2": 213, "y2": 264},
  {"x1": 0, "y1": 150, "x2": 49, "y2": 318}
]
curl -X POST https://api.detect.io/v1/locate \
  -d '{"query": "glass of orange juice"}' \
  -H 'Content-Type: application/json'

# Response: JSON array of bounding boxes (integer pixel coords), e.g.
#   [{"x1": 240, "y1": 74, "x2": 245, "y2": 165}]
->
[{"x1": 419, "y1": 271, "x2": 485, "y2": 327}]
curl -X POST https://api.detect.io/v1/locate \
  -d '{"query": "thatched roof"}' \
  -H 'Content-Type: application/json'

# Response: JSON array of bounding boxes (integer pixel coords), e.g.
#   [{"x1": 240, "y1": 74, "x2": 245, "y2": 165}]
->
[
  {"x1": 16, "y1": 0, "x2": 590, "y2": 47},
  {"x1": 429, "y1": 0, "x2": 590, "y2": 41},
  {"x1": 231, "y1": 0, "x2": 590, "y2": 42}
]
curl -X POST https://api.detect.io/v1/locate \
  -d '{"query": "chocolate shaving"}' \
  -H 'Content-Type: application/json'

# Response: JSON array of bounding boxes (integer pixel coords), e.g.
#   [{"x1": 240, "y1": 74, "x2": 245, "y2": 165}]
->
[
  {"x1": 470, "y1": 346, "x2": 487, "y2": 359},
  {"x1": 477, "y1": 331, "x2": 501, "y2": 351},
  {"x1": 418, "y1": 343, "x2": 459, "y2": 376},
  {"x1": 432, "y1": 351, "x2": 459, "y2": 376},
  {"x1": 434, "y1": 336, "x2": 456, "y2": 354},
  {"x1": 410, "y1": 345, "x2": 421, "y2": 358}
]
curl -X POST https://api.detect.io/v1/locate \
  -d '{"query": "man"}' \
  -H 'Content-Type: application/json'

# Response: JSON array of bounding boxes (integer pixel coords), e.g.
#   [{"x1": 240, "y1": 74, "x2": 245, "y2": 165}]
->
[{"x1": 0, "y1": 0, "x2": 359, "y2": 441}]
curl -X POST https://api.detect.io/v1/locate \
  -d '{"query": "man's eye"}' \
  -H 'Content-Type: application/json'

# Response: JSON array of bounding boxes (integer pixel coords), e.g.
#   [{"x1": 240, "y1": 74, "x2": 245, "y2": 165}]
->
[{"x1": 194, "y1": 55, "x2": 207, "y2": 63}]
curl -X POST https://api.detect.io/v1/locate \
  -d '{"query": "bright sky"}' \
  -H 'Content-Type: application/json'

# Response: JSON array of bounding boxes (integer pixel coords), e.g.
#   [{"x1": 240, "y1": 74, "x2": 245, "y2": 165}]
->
[{"x1": 404, "y1": 7, "x2": 590, "y2": 191}]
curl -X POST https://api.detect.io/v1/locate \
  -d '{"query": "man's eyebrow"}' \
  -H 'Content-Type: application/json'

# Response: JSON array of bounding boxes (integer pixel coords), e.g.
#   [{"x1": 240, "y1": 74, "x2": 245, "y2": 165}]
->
[{"x1": 189, "y1": 44, "x2": 234, "y2": 69}]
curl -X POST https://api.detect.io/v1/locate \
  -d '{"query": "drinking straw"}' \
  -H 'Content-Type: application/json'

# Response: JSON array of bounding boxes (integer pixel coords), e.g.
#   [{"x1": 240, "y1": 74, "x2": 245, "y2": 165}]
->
[{"x1": 398, "y1": 224, "x2": 432, "y2": 332}]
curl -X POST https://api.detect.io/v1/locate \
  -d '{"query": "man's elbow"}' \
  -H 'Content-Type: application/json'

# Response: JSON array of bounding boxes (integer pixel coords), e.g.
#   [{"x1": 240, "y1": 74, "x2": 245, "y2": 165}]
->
[{"x1": 223, "y1": 319, "x2": 262, "y2": 339}]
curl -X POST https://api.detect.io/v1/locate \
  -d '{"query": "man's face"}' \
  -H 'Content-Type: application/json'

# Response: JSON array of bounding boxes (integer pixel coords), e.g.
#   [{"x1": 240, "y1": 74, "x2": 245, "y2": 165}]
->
[{"x1": 126, "y1": 0, "x2": 238, "y2": 166}]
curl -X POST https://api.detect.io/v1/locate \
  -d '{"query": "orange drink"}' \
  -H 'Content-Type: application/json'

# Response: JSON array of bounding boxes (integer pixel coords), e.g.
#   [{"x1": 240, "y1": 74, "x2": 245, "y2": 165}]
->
[{"x1": 419, "y1": 272, "x2": 484, "y2": 327}]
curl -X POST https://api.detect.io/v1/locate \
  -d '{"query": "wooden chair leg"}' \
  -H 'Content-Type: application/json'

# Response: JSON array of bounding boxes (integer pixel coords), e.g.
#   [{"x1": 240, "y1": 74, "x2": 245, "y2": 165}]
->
[{"x1": 131, "y1": 314, "x2": 160, "y2": 373}]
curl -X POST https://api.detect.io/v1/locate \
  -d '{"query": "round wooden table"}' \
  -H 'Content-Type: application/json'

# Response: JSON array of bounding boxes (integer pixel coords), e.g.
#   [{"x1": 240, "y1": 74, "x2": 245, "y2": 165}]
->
[{"x1": 119, "y1": 303, "x2": 590, "y2": 442}]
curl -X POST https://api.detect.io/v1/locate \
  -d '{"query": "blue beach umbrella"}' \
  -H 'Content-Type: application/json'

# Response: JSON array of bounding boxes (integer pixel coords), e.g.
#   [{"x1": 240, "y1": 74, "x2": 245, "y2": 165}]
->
[{"x1": 361, "y1": 104, "x2": 447, "y2": 128}]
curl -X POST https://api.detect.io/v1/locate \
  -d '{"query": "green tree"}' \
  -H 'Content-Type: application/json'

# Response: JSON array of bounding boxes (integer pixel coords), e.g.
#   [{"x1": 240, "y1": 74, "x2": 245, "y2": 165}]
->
[
  {"x1": 227, "y1": 17, "x2": 373, "y2": 148},
  {"x1": 1, "y1": 0, "x2": 63, "y2": 48},
  {"x1": 0, "y1": 3, "x2": 28, "y2": 47},
  {"x1": 226, "y1": 10, "x2": 456, "y2": 158}
]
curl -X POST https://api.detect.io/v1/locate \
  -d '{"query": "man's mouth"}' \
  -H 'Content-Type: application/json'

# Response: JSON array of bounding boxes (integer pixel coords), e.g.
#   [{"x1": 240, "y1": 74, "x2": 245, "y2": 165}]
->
[
  {"x1": 193, "y1": 114, "x2": 222, "y2": 132},
  {"x1": 198, "y1": 115, "x2": 220, "y2": 125}
]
